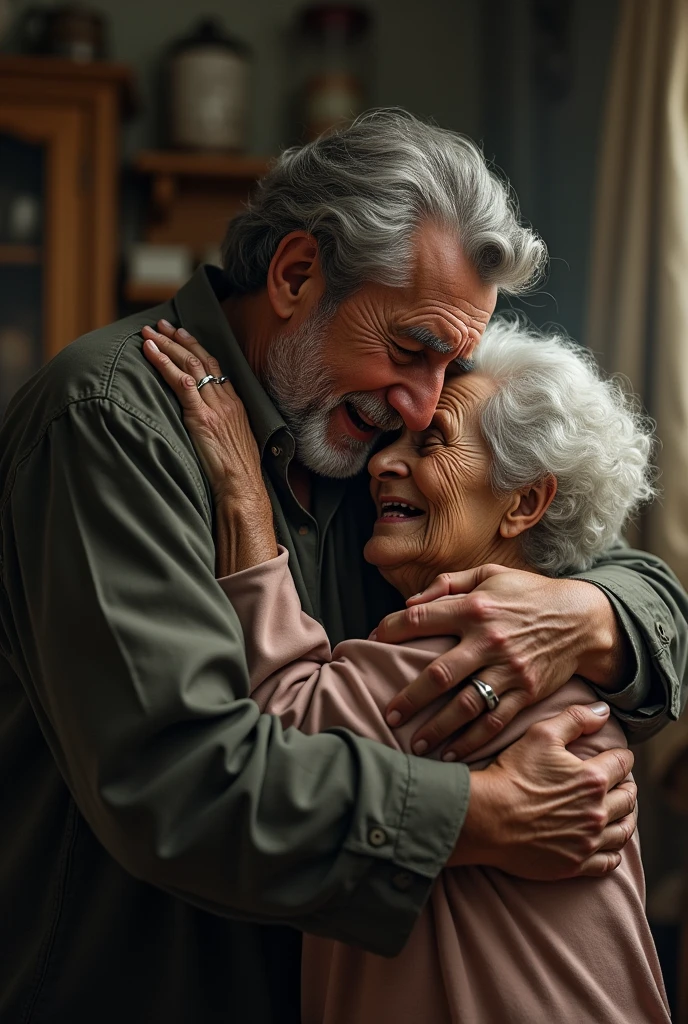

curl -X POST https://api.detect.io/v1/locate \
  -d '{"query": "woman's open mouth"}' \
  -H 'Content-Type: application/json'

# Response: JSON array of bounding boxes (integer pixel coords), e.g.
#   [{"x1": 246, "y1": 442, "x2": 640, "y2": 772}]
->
[{"x1": 377, "y1": 499, "x2": 426, "y2": 524}]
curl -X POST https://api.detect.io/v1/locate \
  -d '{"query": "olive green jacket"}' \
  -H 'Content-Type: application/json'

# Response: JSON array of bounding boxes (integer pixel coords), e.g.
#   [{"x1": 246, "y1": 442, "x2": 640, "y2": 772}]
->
[{"x1": 0, "y1": 267, "x2": 685, "y2": 1023}]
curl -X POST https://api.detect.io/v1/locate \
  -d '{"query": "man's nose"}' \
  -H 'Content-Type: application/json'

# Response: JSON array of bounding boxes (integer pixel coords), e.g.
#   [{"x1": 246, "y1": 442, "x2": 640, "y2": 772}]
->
[{"x1": 386, "y1": 374, "x2": 444, "y2": 431}]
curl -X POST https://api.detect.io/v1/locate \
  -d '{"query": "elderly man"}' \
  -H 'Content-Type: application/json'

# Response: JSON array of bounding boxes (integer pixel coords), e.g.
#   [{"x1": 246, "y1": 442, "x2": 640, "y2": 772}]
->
[{"x1": 0, "y1": 110, "x2": 685, "y2": 1023}]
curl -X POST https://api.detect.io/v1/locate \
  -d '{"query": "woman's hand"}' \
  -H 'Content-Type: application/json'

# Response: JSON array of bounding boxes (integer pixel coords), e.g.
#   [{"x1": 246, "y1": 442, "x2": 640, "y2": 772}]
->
[
  {"x1": 141, "y1": 320, "x2": 277, "y2": 574},
  {"x1": 376, "y1": 564, "x2": 631, "y2": 760},
  {"x1": 141, "y1": 321, "x2": 263, "y2": 506}
]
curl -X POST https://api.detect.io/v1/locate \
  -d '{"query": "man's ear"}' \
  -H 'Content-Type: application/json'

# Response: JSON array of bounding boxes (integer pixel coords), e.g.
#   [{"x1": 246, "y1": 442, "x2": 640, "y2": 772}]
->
[
  {"x1": 499, "y1": 475, "x2": 557, "y2": 539},
  {"x1": 266, "y1": 231, "x2": 326, "y2": 321}
]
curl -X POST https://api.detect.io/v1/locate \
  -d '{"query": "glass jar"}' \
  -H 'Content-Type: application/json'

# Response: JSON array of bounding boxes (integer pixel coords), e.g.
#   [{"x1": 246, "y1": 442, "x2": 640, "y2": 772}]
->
[{"x1": 166, "y1": 19, "x2": 251, "y2": 152}]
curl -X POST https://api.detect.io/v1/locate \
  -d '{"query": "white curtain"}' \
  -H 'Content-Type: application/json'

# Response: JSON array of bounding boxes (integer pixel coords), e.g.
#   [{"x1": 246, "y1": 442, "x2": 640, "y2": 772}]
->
[
  {"x1": 587, "y1": 5, "x2": 688, "y2": 1013},
  {"x1": 586, "y1": 0, "x2": 688, "y2": 580}
]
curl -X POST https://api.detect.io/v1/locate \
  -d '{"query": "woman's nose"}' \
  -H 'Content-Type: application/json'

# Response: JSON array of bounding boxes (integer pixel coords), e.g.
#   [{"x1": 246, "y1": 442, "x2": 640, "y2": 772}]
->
[{"x1": 368, "y1": 441, "x2": 411, "y2": 480}]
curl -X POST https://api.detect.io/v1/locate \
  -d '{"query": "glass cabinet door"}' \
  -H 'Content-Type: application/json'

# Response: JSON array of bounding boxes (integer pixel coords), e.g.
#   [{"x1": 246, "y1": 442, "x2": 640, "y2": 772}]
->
[
  {"x1": 0, "y1": 132, "x2": 45, "y2": 414},
  {"x1": 0, "y1": 103, "x2": 85, "y2": 418}
]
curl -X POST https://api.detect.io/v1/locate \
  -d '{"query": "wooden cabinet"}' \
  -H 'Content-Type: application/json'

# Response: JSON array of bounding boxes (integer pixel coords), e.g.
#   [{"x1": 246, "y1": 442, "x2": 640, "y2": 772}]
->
[
  {"x1": 124, "y1": 150, "x2": 271, "y2": 306},
  {"x1": 0, "y1": 57, "x2": 134, "y2": 411}
]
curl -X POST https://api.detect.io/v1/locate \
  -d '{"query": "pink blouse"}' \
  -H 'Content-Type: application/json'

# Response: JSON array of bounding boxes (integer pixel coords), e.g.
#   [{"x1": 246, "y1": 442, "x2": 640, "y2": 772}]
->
[{"x1": 219, "y1": 549, "x2": 669, "y2": 1024}]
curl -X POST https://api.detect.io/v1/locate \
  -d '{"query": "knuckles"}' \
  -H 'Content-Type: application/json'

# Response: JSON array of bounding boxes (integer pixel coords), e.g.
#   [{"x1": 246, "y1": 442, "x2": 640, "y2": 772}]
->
[
  {"x1": 406, "y1": 603, "x2": 430, "y2": 631},
  {"x1": 434, "y1": 572, "x2": 454, "y2": 593},
  {"x1": 482, "y1": 711, "x2": 506, "y2": 736},
  {"x1": 581, "y1": 766, "x2": 608, "y2": 799},
  {"x1": 427, "y1": 659, "x2": 455, "y2": 693},
  {"x1": 464, "y1": 594, "x2": 496, "y2": 625}
]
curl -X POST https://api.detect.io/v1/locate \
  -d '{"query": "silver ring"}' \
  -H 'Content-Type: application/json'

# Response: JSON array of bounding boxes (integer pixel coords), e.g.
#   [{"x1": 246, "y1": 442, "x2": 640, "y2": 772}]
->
[
  {"x1": 215, "y1": 376, "x2": 230, "y2": 385},
  {"x1": 471, "y1": 677, "x2": 500, "y2": 712},
  {"x1": 196, "y1": 374, "x2": 220, "y2": 391}
]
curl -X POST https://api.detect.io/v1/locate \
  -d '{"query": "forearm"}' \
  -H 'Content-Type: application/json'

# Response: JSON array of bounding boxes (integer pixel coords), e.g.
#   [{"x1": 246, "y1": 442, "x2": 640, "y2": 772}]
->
[
  {"x1": 214, "y1": 492, "x2": 278, "y2": 576},
  {"x1": 570, "y1": 579, "x2": 633, "y2": 690}
]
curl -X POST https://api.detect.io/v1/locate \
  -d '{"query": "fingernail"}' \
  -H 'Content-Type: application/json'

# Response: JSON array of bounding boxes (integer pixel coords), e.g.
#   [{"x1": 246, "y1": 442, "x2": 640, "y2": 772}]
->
[
  {"x1": 144, "y1": 338, "x2": 159, "y2": 353},
  {"x1": 442, "y1": 751, "x2": 457, "y2": 762},
  {"x1": 386, "y1": 710, "x2": 402, "y2": 727},
  {"x1": 591, "y1": 702, "x2": 609, "y2": 716},
  {"x1": 177, "y1": 327, "x2": 191, "y2": 339},
  {"x1": 408, "y1": 592, "x2": 422, "y2": 602},
  {"x1": 412, "y1": 739, "x2": 428, "y2": 756},
  {"x1": 159, "y1": 319, "x2": 173, "y2": 330},
  {"x1": 369, "y1": 631, "x2": 377, "y2": 641}
]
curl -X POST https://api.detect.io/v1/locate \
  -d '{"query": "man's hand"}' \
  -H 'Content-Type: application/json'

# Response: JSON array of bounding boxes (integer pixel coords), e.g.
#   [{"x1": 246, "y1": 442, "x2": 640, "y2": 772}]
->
[
  {"x1": 378, "y1": 564, "x2": 632, "y2": 759},
  {"x1": 449, "y1": 702, "x2": 636, "y2": 879}
]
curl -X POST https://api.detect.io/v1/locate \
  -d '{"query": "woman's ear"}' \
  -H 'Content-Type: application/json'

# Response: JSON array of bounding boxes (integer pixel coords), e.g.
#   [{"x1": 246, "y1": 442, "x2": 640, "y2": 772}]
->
[
  {"x1": 499, "y1": 475, "x2": 557, "y2": 539},
  {"x1": 266, "y1": 231, "x2": 326, "y2": 321}
]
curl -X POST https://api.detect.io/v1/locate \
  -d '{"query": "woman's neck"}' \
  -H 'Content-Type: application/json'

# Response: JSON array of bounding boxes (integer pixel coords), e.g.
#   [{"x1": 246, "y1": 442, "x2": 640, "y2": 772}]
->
[{"x1": 382, "y1": 539, "x2": 538, "y2": 600}]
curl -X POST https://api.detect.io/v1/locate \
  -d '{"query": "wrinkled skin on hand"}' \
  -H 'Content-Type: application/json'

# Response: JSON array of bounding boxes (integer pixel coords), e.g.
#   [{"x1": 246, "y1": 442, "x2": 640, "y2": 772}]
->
[{"x1": 449, "y1": 703, "x2": 637, "y2": 879}]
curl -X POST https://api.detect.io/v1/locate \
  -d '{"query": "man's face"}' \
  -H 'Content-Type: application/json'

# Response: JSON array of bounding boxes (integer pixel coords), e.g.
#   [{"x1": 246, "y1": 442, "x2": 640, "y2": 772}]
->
[{"x1": 264, "y1": 222, "x2": 497, "y2": 478}]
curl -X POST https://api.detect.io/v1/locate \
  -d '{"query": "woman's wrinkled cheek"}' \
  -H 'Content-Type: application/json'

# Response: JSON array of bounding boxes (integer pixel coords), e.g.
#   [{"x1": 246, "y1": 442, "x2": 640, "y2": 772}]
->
[{"x1": 419, "y1": 454, "x2": 470, "y2": 568}]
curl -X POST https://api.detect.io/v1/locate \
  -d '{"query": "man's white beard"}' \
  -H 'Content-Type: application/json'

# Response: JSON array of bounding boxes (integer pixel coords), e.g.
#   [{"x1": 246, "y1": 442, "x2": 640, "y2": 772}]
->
[{"x1": 263, "y1": 305, "x2": 403, "y2": 479}]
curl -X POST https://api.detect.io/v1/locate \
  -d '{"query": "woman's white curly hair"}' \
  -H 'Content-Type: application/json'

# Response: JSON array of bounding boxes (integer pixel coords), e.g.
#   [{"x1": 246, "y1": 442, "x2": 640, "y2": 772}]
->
[{"x1": 473, "y1": 317, "x2": 657, "y2": 575}]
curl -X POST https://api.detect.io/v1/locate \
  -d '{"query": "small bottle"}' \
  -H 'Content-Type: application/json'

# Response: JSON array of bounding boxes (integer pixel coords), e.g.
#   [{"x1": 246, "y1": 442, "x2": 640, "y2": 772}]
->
[{"x1": 298, "y1": 5, "x2": 371, "y2": 139}]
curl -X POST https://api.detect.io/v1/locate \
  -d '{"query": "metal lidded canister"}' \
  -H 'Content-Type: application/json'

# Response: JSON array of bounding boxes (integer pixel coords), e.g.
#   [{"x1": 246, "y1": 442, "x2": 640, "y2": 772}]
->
[{"x1": 167, "y1": 19, "x2": 251, "y2": 152}]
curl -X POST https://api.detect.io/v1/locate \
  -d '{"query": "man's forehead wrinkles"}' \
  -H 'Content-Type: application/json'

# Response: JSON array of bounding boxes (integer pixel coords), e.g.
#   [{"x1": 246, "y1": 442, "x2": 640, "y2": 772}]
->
[{"x1": 417, "y1": 290, "x2": 493, "y2": 323}]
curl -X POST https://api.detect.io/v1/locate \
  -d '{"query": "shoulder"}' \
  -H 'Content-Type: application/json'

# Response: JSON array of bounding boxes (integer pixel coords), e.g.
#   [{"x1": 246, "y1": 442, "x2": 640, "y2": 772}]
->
[{"x1": 0, "y1": 305, "x2": 201, "y2": 506}]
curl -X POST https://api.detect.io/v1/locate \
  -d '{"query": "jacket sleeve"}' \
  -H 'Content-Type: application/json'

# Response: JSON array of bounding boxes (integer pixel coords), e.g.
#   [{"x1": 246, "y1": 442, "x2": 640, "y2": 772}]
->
[
  {"x1": 218, "y1": 547, "x2": 461, "y2": 747},
  {"x1": 3, "y1": 398, "x2": 467, "y2": 957},
  {"x1": 574, "y1": 542, "x2": 688, "y2": 740}
]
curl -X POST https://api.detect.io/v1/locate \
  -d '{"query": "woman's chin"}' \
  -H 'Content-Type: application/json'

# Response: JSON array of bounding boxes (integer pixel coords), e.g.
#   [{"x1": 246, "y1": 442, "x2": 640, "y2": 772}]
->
[{"x1": 363, "y1": 535, "x2": 410, "y2": 568}]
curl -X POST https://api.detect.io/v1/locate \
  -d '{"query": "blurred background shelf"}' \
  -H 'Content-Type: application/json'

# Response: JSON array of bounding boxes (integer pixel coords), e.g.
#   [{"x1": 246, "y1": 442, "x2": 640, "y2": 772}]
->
[
  {"x1": 123, "y1": 280, "x2": 178, "y2": 305},
  {"x1": 122, "y1": 150, "x2": 272, "y2": 307},
  {"x1": 0, "y1": 244, "x2": 41, "y2": 265},
  {"x1": 134, "y1": 150, "x2": 272, "y2": 181}
]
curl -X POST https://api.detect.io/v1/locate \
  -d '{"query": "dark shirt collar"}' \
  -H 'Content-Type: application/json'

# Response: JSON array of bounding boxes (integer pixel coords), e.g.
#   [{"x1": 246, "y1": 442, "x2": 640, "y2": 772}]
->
[{"x1": 173, "y1": 265, "x2": 289, "y2": 457}]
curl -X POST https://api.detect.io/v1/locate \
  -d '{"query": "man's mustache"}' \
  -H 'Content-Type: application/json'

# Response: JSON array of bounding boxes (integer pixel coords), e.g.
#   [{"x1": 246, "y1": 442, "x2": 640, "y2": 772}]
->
[{"x1": 341, "y1": 392, "x2": 404, "y2": 433}]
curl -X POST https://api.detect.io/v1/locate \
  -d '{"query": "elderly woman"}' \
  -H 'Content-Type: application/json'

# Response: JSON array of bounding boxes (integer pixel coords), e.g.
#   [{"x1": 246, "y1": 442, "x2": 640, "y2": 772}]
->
[{"x1": 144, "y1": 318, "x2": 669, "y2": 1023}]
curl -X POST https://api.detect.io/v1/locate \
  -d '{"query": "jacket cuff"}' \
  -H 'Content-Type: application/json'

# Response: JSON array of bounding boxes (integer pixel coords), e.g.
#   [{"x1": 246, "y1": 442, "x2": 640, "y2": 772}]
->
[
  {"x1": 575, "y1": 570, "x2": 679, "y2": 734},
  {"x1": 308, "y1": 753, "x2": 470, "y2": 956}
]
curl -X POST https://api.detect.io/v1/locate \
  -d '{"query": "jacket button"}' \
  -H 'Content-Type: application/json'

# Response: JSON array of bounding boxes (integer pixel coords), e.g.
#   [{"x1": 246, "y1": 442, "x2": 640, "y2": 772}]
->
[
  {"x1": 368, "y1": 827, "x2": 388, "y2": 848},
  {"x1": 656, "y1": 622, "x2": 671, "y2": 645},
  {"x1": 270, "y1": 445, "x2": 282, "y2": 457},
  {"x1": 298, "y1": 525, "x2": 309, "y2": 536},
  {"x1": 392, "y1": 871, "x2": 413, "y2": 892}
]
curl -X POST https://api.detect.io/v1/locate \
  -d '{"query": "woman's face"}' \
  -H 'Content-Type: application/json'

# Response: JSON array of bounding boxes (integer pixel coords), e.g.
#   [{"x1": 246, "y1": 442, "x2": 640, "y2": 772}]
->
[{"x1": 364, "y1": 372, "x2": 520, "y2": 597}]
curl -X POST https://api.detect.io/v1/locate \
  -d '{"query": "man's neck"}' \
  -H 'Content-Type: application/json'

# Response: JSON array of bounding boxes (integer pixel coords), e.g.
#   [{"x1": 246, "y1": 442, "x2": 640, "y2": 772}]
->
[{"x1": 221, "y1": 293, "x2": 272, "y2": 378}]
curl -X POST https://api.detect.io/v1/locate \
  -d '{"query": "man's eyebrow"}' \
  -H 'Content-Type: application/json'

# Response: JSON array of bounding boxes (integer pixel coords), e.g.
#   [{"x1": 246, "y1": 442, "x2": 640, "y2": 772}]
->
[
  {"x1": 451, "y1": 356, "x2": 474, "y2": 374},
  {"x1": 397, "y1": 325, "x2": 455, "y2": 355}
]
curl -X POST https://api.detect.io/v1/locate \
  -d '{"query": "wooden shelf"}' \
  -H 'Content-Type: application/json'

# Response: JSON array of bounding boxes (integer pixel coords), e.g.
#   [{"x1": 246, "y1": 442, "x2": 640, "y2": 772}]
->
[
  {"x1": 0, "y1": 56, "x2": 137, "y2": 116},
  {"x1": 134, "y1": 150, "x2": 273, "y2": 181},
  {"x1": 124, "y1": 280, "x2": 182, "y2": 305},
  {"x1": 0, "y1": 244, "x2": 41, "y2": 266}
]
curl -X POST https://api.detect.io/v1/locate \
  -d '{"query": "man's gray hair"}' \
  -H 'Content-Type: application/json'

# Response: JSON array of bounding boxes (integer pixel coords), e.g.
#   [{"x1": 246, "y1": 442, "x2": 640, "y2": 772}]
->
[
  {"x1": 221, "y1": 109, "x2": 546, "y2": 302},
  {"x1": 473, "y1": 318, "x2": 656, "y2": 575}
]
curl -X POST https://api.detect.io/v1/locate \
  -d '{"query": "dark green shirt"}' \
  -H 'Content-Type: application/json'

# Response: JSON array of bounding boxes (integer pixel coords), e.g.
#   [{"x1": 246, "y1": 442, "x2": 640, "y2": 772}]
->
[{"x1": 0, "y1": 266, "x2": 685, "y2": 1023}]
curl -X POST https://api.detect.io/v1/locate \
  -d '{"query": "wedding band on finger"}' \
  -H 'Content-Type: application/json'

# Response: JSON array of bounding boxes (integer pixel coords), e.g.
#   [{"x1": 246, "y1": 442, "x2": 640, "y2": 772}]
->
[
  {"x1": 196, "y1": 374, "x2": 219, "y2": 391},
  {"x1": 471, "y1": 677, "x2": 500, "y2": 712}
]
